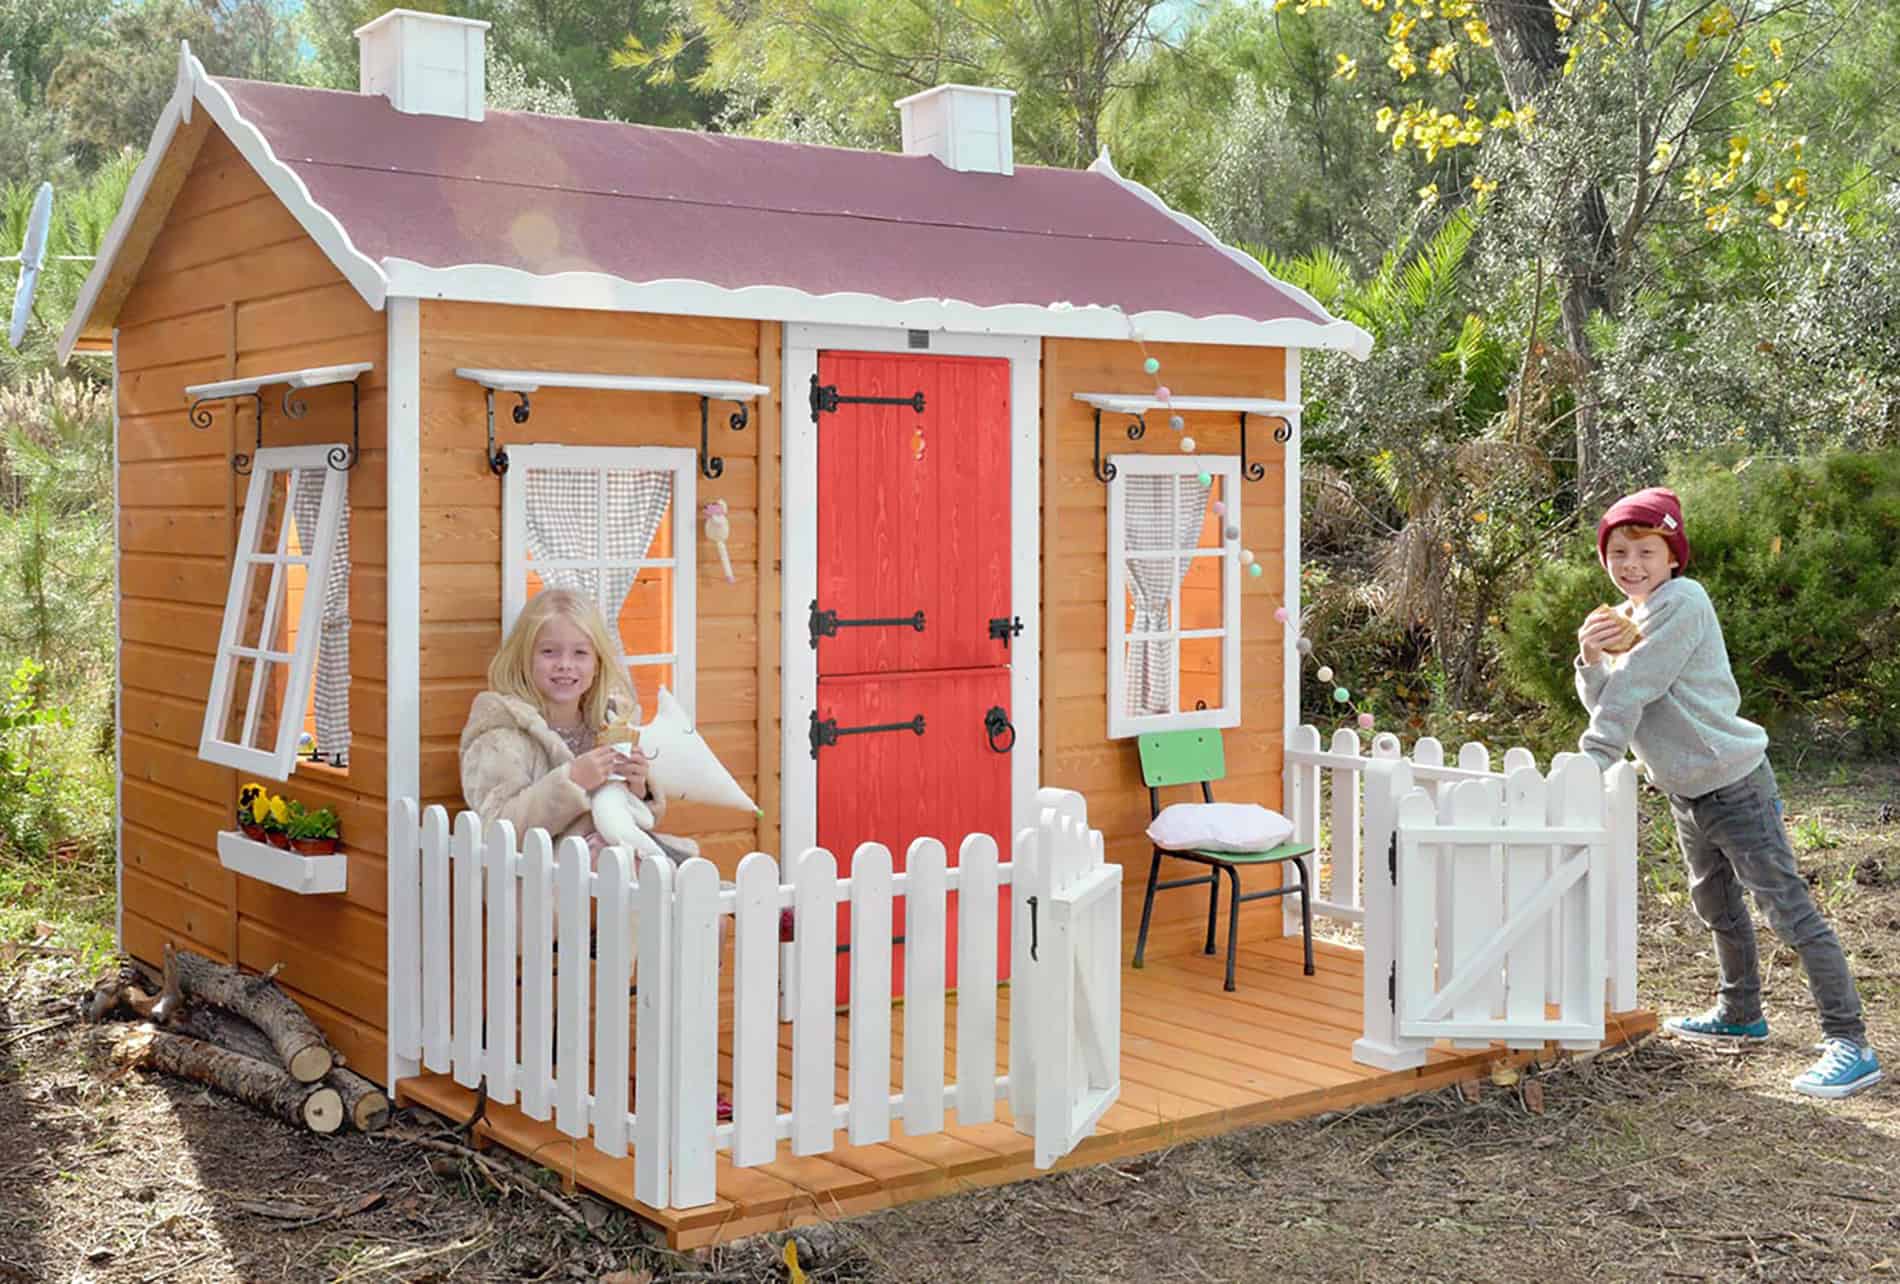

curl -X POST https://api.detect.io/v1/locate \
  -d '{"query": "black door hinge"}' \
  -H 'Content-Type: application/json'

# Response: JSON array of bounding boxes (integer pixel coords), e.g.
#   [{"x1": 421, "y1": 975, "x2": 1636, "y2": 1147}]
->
[
  {"x1": 809, "y1": 709, "x2": 926, "y2": 758},
  {"x1": 809, "y1": 600, "x2": 926, "y2": 649},
  {"x1": 988, "y1": 615, "x2": 1024, "y2": 650},
  {"x1": 810, "y1": 373, "x2": 926, "y2": 423},
  {"x1": 1388, "y1": 961, "x2": 1397, "y2": 1012}
]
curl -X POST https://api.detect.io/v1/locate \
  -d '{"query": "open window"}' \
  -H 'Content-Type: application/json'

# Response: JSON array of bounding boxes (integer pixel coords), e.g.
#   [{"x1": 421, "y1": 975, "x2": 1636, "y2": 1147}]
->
[
  {"x1": 199, "y1": 446, "x2": 350, "y2": 778},
  {"x1": 502, "y1": 445, "x2": 698, "y2": 720},
  {"x1": 1106, "y1": 454, "x2": 1241, "y2": 738}
]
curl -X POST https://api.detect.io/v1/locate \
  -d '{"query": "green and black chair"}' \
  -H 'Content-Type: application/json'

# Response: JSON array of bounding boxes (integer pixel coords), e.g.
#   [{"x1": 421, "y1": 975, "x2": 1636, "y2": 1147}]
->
[{"x1": 1132, "y1": 729, "x2": 1316, "y2": 991}]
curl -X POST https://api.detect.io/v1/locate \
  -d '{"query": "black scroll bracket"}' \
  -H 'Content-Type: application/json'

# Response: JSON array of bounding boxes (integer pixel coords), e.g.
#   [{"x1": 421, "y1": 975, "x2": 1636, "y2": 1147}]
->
[
  {"x1": 698, "y1": 396, "x2": 751, "y2": 481},
  {"x1": 281, "y1": 379, "x2": 361, "y2": 472},
  {"x1": 1238, "y1": 411, "x2": 1292, "y2": 484},
  {"x1": 1093, "y1": 407, "x2": 1148, "y2": 484},
  {"x1": 187, "y1": 390, "x2": 267, "y2": 476},
  {"x1": 484, "y1": 388, "x2": 531, "y2": 476}
]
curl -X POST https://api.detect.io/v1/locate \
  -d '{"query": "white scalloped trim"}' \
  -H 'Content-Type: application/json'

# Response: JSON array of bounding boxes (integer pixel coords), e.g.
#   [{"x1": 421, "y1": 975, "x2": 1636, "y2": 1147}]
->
[
  {"x1": 381, "y1": 258, "x2": 1373, "y2": 352},
  {"x1": 193, "y1": 63, "x2": 387, "y2": 310},
  {"x1": 1087, "y1": 147, "x2": 1373, "y2": 362}
]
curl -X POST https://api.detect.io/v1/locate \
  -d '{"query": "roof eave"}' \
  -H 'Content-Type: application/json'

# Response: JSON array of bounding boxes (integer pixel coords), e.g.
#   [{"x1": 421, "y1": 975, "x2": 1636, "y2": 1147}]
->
[
  {"x1": 380, "y1": 258, "x2": 1371, "y2": 354},
  {"x1": 1085, "y1": 147, "x2": 1374, "y2": 363},
  {"x1": 60, "y1": 43, "x2": 390, "y2": 364}
]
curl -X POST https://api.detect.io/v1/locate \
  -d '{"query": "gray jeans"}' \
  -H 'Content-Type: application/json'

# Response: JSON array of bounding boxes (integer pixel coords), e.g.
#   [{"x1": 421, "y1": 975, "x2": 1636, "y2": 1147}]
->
[{"x1": 1669, "y1": 760, "x2": 1866, "y2": 1045}]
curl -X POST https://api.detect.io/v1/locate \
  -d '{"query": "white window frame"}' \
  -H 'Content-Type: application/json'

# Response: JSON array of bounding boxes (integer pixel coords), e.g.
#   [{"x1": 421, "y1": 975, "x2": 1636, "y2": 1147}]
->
[
  {"x1": 199, "y1": 444, "x2": 348, "y2": 779},
  {"x1": 501, "y1": 444, "x2": 698, "y2": 719},
  {"x1": 1106, "y1": 452, "x2": 1242, "y2": 739}
]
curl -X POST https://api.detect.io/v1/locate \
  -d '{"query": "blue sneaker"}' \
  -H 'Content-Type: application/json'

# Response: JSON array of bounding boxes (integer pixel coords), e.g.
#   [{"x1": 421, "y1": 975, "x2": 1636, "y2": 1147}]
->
[
  {"x1": 1664, "y1": 1007, "x2": 1770, "y2": 1046},
  {"x1": 1792, "y1": 1039, "x2": 1883, "y2": 1099}
]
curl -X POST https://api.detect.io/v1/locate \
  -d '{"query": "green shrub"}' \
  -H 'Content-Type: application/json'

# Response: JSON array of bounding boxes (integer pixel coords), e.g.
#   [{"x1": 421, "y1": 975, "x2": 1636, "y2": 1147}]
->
[{"x1": 1501, "y1": 449, "x2": 1900, "y2": 748}]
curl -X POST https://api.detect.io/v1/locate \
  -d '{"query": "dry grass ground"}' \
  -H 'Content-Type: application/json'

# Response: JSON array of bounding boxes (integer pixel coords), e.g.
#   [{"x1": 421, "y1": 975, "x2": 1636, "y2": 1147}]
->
[{"x1": 2, "y1": 759, "x2": 1895, "y2": 1283}]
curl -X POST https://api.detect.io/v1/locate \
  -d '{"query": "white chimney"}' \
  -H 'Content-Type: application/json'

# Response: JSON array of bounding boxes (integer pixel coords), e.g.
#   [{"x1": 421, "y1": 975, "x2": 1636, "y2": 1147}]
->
[
  {"x1": 355, "y1": 9, "x2": 491, "y2": 123},
  {"x1": 895, "y1": 84, "x2": 1015, "y2": 176}
]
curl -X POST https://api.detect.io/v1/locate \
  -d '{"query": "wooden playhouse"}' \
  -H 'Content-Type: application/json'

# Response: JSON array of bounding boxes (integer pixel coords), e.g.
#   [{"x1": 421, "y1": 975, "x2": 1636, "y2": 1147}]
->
[{"x1": 64, "y1": 10, "x2": 1652, "y2": 1244}]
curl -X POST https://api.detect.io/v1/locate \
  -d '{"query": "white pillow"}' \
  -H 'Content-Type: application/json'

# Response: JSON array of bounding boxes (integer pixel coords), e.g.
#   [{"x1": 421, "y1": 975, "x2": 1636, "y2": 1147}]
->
[{"x1": 1146, "y1": 803, "x2": 1295, "y2": 854}]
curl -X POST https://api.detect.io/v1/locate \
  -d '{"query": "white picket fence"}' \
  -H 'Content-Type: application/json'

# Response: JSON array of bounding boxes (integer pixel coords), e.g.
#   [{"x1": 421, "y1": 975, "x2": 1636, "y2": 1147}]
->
[
  {"x1": 388, "y1": 789, "x2": 1120, "y2": 1211},
  {"x1": 1283, "y1": 727, "x2": 1639, "y2": 1070}
]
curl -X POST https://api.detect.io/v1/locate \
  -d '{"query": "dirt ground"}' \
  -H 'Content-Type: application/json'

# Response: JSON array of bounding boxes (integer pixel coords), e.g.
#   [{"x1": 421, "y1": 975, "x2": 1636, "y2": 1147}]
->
[{"x1": 2, "y1": 760, "x2": 1896, "y2": 1283}]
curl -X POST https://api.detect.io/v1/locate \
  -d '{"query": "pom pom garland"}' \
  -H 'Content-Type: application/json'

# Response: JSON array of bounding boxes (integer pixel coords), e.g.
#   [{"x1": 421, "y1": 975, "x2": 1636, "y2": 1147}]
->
[
  {"x1": 1316, "y1": 665, "x2": 1334, "y2": 683},
  {"x1": 1144, "y1": 357, "x2": 1160, "y2": 374},
  {"x1": 1180, "y1": 436, "x2": 1196, "y2": 453},
  {"x1": 1198, "y1": 470, "x2": 1212, "y2": 487},
  {"x1": 1247, "y1": 562, "x2": 1263, "y2": 578}
]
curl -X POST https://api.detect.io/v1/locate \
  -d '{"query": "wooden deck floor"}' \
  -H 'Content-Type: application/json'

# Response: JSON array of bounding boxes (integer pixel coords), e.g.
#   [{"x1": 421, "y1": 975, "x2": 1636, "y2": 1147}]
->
[{"x1": 398, "y1": 931, "x2": 1655, "y2": 1248}]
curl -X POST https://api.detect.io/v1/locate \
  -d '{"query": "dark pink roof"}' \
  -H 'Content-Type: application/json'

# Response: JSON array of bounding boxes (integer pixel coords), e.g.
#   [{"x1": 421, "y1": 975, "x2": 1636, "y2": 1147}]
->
[{"x1": 216, "y1": 78, "x2": 1333, "y2": 327}]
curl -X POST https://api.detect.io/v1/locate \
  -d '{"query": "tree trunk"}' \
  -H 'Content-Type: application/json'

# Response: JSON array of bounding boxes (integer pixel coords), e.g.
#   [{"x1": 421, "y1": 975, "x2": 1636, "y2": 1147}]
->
[
  {"x1": 160, "y1": 945, "x2": 338, "y2": 1083},
  {"x1": 326, "y1": 1066, "x2": 392, "y2": 1133},
  {"x1": 161, "y1": 999, "x2": 283, "y2": 1065},
  {"x1": 116, "y1": 1026, "x2": 344, "y2": 1133},
  {"x1": 1482, "y1": 0, "x2": 1616, "y2": 507}
]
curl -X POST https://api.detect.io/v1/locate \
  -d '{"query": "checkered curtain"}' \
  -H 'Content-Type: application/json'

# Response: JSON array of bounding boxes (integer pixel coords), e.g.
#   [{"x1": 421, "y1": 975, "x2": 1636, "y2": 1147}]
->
[
  {"x1": 289, "y1": 467, "x2": 350, "y2": 763},
  {"x1": 523, "y1": 465, "x2": 672, "y2": 645},
  {"x1": 1123, "y1": 473, "x2": 1211, "y2": 718}
]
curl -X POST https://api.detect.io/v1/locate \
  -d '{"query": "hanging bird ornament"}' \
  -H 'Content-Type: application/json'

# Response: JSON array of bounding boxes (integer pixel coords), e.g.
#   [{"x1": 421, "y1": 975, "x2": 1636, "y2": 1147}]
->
[{"x1": 703, "y1": 499, "x2": 733, "y2": 583}]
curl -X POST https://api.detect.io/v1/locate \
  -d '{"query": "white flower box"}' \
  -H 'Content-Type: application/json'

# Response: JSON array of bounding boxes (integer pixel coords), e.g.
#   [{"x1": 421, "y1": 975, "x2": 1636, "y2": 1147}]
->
[{"x1": 216, "y1": 830, "x2": 348, "y2": 895}]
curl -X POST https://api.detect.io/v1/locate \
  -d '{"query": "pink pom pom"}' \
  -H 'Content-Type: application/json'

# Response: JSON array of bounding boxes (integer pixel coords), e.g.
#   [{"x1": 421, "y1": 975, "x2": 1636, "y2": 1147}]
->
[
  {"x1": 1273, "y1": 607, "x2": 1288, "y2": 623},
  {"x1": 1211, "y1": 500, "x2": 1226, "y2": 516},
  {"x1": 1154, "y1": 385, "x2": 1172, "y2": 403},
  {"x1": 1358, "y1": 712, "x2": 1375, "y2": 730}
]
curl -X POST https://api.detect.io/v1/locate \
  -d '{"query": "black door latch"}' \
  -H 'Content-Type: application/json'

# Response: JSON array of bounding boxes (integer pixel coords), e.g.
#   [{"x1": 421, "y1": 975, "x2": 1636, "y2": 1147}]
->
[
  {"x1": 984, "y1": 706, "x2": 1015, "y2": 754},
  {"x1": 988, "y1": 615, "x2": 1024, "y2": 650}
]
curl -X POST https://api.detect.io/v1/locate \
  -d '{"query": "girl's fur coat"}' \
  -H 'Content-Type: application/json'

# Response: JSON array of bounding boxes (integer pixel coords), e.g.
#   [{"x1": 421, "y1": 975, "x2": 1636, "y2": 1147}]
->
[{"x1": 458, "y1": 691, "x2": 668, "y2": 845}]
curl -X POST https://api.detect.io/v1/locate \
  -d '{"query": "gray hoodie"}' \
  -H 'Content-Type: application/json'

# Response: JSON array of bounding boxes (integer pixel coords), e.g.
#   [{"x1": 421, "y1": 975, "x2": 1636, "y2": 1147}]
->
[{"x1": 1574, "y1": 576, "x2": 1767, "y2": 799}]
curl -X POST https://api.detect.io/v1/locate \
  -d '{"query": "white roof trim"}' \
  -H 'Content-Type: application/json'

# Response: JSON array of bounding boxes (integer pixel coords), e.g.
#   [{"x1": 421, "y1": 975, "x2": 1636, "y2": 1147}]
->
[
  {"x1": 1087, "y1": 147, "x2": 1374, "y2": 363},
  {"x1": 185, "y1": 361, "x2": 372, "y2": 401},
  {"x1": 59, "y1": 43, "x2": 388, "y2": 363},
  {"x1": 193, "y1": 59, "x2": 387, "y2": 312},
  {"x1": 453, "y1": 368, "x2": 768, "y2": 399},
  {"x1": 1075, "y1": 391, "x2": 1300, "y2": 416},
  {"x1": 388, "y1": 259, "x2": 1366, "y2": 352},
  {"x1": 354, "y1": 7, "x2": 491, "y2": 36},
  {"x1": 56, "y1": 66, "x2": 188, "y2": 362}
]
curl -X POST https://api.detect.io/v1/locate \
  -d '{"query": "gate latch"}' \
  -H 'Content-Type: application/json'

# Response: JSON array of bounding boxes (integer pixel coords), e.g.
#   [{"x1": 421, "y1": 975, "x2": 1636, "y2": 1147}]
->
[
  {"x1": 987, "y1": 615, "x2": 1023, "y2": 650},
  {"x1": 809, "y1": 709, "x2": 926, "y2": 759}
]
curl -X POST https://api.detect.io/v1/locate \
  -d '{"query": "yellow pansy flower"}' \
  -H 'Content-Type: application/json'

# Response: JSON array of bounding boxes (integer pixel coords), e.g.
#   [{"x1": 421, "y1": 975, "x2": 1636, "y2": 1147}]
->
[
  {"x1": 1428, "y1": 43, "x2": 1458, "y2": 74},
  {"x1": 1334, "y1": 53, "x2": 1359, "y2": 80},
  {"x1": 1464, "y1": 19, "x2": 1491, "y2": 47}
]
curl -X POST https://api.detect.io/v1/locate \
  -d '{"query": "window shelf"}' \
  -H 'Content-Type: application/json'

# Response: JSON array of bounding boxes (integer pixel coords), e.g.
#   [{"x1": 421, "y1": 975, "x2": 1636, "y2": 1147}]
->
[
  {"x1": 217, "y1": 830, "x2": 348, "y2": 895},
  {"x1": 184, "y1": 362, "x2": 372, "y2": 475},
  {"x1": 1074, "y1": 391, "x2": 1299, "y2": 484},
  {"x1": 454, "y1": 368, "x2": 770, "y2": 480}
]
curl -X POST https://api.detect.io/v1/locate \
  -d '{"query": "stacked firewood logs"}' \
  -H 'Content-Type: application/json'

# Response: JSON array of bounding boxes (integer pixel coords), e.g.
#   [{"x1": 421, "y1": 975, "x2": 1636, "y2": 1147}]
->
[{"x1": 87, "y1": 944, "x2": 389, "y2": 1135}]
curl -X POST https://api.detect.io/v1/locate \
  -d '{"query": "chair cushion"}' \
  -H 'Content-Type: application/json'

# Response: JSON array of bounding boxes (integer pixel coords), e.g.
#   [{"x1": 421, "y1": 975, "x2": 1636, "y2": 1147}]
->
[{"x1": 1147, "y1": 803, "x2": 1294, "y2": 855}]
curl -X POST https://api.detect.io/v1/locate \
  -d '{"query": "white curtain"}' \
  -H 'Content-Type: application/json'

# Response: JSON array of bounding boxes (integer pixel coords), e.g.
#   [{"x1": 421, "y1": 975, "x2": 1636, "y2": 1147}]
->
[
  {"x1": 290, "y1": 467, "x2": 350, "y2": 763},
  {"x1": 523, "y1": 464, "x2": 673, "y2": 647},
  {"x1": 1122, "y1": 473, "x2": 1211, "y2": 718}
]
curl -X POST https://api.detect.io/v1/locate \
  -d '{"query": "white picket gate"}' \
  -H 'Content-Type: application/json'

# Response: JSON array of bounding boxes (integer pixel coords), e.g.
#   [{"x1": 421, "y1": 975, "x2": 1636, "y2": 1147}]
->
[
  {"x1": 1283, "y1": 728, "x2": 1639, "y2": 1071},
  {"x1": 389, "y1": 789, "x2": 1120, "y2": 1212}
]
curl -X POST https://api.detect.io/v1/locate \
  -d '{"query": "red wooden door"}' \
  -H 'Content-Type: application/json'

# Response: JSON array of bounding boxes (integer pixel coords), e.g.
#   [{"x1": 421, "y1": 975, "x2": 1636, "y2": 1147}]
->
[{"x1": 814, "y1": 351, "x2": 1015, "y2": 1002}]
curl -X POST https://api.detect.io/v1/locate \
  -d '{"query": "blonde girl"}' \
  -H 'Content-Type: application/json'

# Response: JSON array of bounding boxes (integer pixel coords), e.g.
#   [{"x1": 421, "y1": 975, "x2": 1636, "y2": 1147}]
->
[{"x1": 459, "y1": 587, "x2": 660, "y2": 847}]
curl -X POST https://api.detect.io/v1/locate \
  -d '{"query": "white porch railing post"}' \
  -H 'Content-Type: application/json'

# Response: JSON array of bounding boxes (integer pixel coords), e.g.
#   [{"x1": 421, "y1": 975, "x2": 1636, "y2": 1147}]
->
[
  {"x1": 483, "y1": 818, "x2": 519, "y2": 1105},
  {"x1": 1352, "y1": 757, "x2": 1429, "y2": 1070},
  {"x1": 1605, "y1": 762, "x2": 1640, "y2": 1012},
  {"x1": 1008, "y1": 819, "x2": 1042, "y2": 1138},
  {"x1": 1328, "y1": 727, "x2": 1363, "y2": 916},
  {"x1": 591, "y1": 843, "x2": 634, "y2": 1158},
  {"x1": 1284, "y1": 724, "x2": 1322, "y2": 935},
  {"x1": 450, "y1": 811, "x2": 483, "y2": 1088},
  {"x1": 1554, "y1": 757, "x2": 1609, "y2": 1049},
  {"x1": 633, "y1": 850, "x2": 675, "y2": 1209},
  {"x1": 731, "y1": 851, "x2": 782, "y2": 1166},
  {"x1": 669, "y1": 856, "x2": 722, "y2": 1207}
]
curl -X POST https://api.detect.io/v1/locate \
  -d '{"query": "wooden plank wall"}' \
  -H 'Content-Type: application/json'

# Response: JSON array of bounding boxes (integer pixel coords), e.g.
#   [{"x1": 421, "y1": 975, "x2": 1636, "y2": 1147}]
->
[
  {"x1": 1038, "y1": 339, "x2": 1290, "y2": 957},
  {"x1": 414, "y1": 304, "x2": 779, "y2": 874},
  {"x1": 115, "y1": 125, "x2": 391, "y2": 1072}
]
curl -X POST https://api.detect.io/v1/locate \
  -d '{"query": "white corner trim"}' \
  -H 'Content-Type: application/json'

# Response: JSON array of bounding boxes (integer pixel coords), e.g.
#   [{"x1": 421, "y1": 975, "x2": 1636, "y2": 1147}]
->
[
  {"x1": 382, "y1": 258, "x2": 1370, "y2": 355},
  {"x1": 385, "y1": 296, "x2": 422, "y2": 1092},
  {"x1": 111, "y1": 328, "x2": 124, "y2": 954},
  {"x1": 193, "y1": 66, "x2": 388, "y2": 311},
  {"x1": 1282, "y1": 347, "x2": 1303, "y2": 750},
  {"x1": 1087, "y1": 149, "x2": 1374, "y2": 363},
  {"x1": 174, "y1": 39, "x2": 194, "y2": 124}
]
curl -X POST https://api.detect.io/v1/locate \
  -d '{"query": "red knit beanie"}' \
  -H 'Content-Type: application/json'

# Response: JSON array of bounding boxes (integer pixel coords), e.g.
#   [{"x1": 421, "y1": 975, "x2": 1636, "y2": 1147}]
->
[{"x1": 1597, "y1": 487, "x2": 1690, "y2": 574}]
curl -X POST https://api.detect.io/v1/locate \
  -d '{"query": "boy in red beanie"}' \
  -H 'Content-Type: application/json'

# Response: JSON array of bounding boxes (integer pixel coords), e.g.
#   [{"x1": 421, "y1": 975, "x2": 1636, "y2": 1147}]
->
[{"x1": 1575, "y1": 487, "x2": 1880, "y2": 1098}]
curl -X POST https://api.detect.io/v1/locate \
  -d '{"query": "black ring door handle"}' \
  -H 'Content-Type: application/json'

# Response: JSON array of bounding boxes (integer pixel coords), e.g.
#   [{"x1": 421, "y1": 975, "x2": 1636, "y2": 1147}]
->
[{"x1": 984, "y1": 706, "x2": 1015, "y2": 754}]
